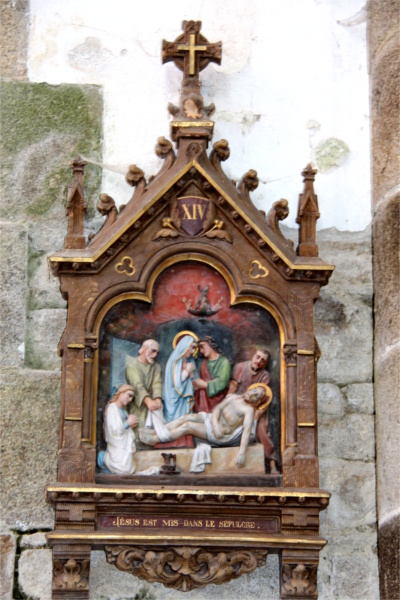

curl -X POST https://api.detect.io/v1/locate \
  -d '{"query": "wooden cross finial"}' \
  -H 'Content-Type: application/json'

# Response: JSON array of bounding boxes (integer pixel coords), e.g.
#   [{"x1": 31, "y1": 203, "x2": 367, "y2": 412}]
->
[{"x1": 162, "y1": 21, "x2": 222, "y2": 83}]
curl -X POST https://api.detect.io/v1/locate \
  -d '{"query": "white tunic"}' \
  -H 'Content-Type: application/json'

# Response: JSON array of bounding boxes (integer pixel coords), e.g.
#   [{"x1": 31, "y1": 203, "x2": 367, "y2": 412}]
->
[{"x1": 103, "y1": 403, "x2": 136, "y2": 475}]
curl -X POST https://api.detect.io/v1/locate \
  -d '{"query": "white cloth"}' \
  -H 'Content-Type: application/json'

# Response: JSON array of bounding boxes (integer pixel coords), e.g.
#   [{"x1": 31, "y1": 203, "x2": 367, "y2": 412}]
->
[
  {"x1": 190, "y1": 442, "x2": 212, "y2": 473},
  {"x1": 145, "y1": 408, "x2": 174, "y2": 443},
  {"x1": 136, "y1": 466, "x2": 160, "y2": 476},
  {"x1": 104, "y1": 404, "x2": 136, "y2": 475}
]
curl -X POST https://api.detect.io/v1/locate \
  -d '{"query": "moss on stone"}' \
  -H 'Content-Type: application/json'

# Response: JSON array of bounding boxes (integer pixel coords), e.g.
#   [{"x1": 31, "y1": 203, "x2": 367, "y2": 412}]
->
[{"x1": 0, "y1": 82, "x2": 103, "y2": 219}]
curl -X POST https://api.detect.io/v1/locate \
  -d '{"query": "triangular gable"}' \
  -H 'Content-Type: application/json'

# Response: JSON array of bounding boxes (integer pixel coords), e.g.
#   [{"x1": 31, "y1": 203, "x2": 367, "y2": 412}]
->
[{"x1": 50, "y1": 158, "x2": 334, "y2": 275}]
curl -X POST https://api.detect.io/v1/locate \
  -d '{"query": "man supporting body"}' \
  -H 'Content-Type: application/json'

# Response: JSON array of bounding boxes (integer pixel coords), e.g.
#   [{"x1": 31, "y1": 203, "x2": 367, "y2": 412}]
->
[
  {"x1": 139, "y1": 385, "x2": 268, "y2": 468},
  {"x1": 192, "y1": 336, "x2": 231, "y2": 413},
  {"x1": 126, "y1": 339, "x2": 162, "y2": 444},
  {"x1": 229, "y1": 349, "x2": 278, "y2": 474}
]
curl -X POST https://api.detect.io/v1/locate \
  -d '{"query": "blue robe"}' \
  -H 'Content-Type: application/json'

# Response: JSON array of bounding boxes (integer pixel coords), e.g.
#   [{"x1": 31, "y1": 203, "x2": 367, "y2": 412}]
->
[{"x1": 163, "y1": 335, "x2": 198, "y2": 422}]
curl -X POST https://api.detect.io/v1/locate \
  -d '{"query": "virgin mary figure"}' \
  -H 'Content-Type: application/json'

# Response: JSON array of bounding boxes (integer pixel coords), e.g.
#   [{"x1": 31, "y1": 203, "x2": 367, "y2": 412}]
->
[{"x1": 163, "y1": 332, "x2": 198, "y2": 423}]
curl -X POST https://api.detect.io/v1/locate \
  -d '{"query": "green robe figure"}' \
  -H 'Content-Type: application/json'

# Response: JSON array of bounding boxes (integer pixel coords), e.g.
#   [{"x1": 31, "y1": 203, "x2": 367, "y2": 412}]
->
[
  {"x1": 193, "y1": 336, "x2": 231, "y2": 412},
  {"x1": 125, "y1": 339, "x2": 163, "y2": 444}
]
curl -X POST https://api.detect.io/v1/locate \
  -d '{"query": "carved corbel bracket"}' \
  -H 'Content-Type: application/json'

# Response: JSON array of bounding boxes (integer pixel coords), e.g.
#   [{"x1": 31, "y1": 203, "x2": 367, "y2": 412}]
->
[
  {"x1": 281, "y1": 562, "x2": 318, "y2": 598},
  {"x1": 105, "y1": 545, "x2": 268, "y2": 592},
  {"x1": 52, "y1": 544, "x2": 91, "y2": 600}
]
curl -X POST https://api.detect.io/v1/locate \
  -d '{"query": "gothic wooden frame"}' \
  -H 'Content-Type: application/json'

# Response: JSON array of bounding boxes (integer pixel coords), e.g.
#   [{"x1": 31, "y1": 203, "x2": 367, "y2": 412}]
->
[{"x1": 46, "y1": 21, "x2": 333, "y2": 599}]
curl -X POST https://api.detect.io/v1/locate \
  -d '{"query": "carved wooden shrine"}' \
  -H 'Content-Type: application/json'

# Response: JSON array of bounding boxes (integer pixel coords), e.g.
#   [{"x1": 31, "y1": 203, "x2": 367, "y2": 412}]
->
[{"x1": 46, "y1": 21, "x2": 334, "y2": 599}]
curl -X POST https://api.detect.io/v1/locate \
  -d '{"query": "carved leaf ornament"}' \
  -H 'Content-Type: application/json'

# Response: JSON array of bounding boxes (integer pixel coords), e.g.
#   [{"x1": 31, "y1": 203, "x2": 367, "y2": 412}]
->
[
  {"x1": 282, "y1": 563, "x2": 318, "y2": 597},
  {"x1": 53, "y1": 558, "x2": 90, "y2": 591},
  {"x1": 105, "y1": 545, "x2": 268, "y2": 591}
]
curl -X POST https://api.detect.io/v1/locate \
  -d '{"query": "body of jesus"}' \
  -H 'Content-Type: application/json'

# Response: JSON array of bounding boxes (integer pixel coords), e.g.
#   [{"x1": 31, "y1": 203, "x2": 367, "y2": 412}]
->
[{"x1": 139, "y1": 385, "x2": 268, "y2": 467}]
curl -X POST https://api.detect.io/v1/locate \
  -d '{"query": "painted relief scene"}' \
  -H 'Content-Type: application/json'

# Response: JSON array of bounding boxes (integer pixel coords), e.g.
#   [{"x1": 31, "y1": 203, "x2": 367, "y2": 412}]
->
[{"x1": 96, "y1": 263, "x2": 282, "y2": 484}]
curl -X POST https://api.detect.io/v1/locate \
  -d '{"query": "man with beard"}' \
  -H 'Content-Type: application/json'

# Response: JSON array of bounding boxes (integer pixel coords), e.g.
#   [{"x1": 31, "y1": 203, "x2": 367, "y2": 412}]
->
[
  {"x1": 229, "y1": 349, "x2": 278, "y2": 474},
  {"x1": 125, "y1": 339, "x2": 163, "y2": 441}
]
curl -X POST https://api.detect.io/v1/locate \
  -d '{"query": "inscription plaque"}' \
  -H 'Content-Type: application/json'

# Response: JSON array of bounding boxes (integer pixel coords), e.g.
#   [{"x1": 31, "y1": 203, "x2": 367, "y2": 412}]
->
[{"x1": 99, "y1": 515, "x2": 279, "y2": 533}]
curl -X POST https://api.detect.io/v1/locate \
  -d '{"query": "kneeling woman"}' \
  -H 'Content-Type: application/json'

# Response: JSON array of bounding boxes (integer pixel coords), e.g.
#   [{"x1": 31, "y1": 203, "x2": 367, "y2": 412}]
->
[{"x1": 98, "y1": 384, "x2": 138, "y2": 475}]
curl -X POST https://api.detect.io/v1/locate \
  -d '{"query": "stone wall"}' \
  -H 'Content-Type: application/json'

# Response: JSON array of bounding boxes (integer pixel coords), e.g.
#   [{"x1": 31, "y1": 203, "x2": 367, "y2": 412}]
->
[
  {"x1": 0, "y1": 219, "x2": 378, "y2": 599},
  {"x1": 0, "y1": 1, "x2": 382, "y2": 599},
  {"x1": 368, "y1": 0, "x2": 400, "y2": 598}
]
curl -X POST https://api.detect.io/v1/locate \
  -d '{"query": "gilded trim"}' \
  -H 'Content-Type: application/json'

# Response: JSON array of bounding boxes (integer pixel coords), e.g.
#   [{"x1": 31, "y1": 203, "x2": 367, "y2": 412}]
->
[
  {"x1": 171, "y1": 121, "x2": 214, "y2": 128},
  {"x1": 67, "y1": 344, "x2": 85, "y2": 349},
  {"x1": 65, "y1": 417, "x2": 82, "y2": 422},
  {"x1": 47, "y1": 531, "x2": 327, "y2": 548},
  {"x1": 89, "y1": 260, "x2": 289, "y2": 448},
  {"x1": 49, "y1": 160, "x2": 334, "y2": 273},
  {"x1": 46, "y1": 484, "x2": 330, "y2": 498},
  {"x1": 193, "y1": 161, "x2": 334, "y2": 272},
  {"x1": 50, "y1": 162, "x2": 197, "y2": 263},
  {"x1": 232, "y1": 295, "x2": 287, "y2": 450},
  {"x1": 298, "y1": 422, "x2": 315, "y2": 427},
  {"x1": 297, "y1": 350, "x2": 314, "y2": 356}
]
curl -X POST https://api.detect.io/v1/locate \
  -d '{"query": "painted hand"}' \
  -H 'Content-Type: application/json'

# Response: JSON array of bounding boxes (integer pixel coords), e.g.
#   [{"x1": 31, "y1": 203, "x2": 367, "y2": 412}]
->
[
  {"x1": 236, "y1": 452, "x2": 245, "y2": 467},
  {"x1": 128, "y1": 414, "x2": 139, "y2": 428}
]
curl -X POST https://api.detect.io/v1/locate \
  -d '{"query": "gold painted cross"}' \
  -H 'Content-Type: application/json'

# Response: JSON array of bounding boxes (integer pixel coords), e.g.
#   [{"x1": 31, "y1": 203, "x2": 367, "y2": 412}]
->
[
  {"x1": 177, "y1": 34, "x2": 208, "y2": 76},
  {"x1": 162, "y1": 21, "x2": 222, "y2": 81}
]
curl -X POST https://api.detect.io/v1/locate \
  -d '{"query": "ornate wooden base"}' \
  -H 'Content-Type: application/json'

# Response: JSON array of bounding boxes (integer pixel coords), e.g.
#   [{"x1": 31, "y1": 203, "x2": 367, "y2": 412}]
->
[
  {"x1": 46, "y1": 484, "x2": 329, "y2": 599},
  {"x1": 105, "y1": 545, "x2": 269, "y2": 591}
]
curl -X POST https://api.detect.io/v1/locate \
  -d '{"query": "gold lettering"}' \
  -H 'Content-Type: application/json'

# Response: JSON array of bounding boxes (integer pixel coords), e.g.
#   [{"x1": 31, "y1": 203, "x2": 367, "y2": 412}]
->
[
  {"x1": 184, "y1": 519, "x2": 203, "y2": 527},
  {"x1": 182, "y1": 204, "x2": 194, "y2": 219},
  {"x1": 206, "y1": 520, "x2": 215, "y2": 528},
  {"x1": 197, "y1": 204, "x2": 206, "y2": 219},
  {"x1": 163, "y1": 519, "x2": 179, "y2": 526},
  {"x1": 219, "y1": 520, "x2": 234, "y2": 528}
]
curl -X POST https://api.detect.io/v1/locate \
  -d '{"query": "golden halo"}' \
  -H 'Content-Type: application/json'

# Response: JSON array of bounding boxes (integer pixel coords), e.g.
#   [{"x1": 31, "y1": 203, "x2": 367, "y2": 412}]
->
[
  {"x1": 172, "y1": 331, "x2": 199, "y2": 357},
  {"x1": 247, "y1": 383, "x2": 273, "y2": 406}
]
